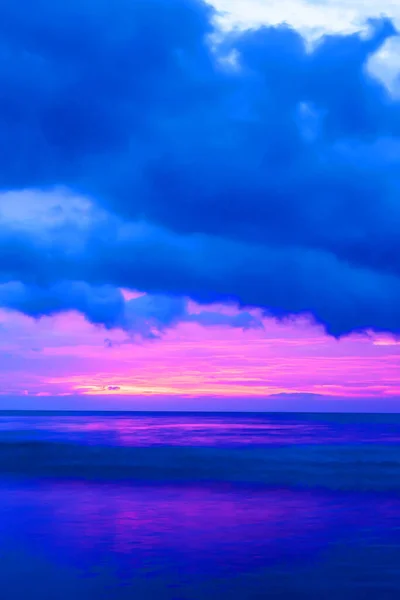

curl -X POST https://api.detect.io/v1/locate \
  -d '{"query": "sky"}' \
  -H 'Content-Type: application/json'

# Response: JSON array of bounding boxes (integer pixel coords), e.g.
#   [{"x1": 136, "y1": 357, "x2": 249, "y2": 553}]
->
[{"x1": 0, "y1": 0, "x2": 400, "y2": 410}]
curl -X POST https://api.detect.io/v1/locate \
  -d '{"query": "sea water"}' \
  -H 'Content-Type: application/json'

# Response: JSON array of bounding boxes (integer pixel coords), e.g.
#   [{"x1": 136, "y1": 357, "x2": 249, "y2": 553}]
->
[{"x1": 1, "y1": 411, "x2": 400, "y2": 599}]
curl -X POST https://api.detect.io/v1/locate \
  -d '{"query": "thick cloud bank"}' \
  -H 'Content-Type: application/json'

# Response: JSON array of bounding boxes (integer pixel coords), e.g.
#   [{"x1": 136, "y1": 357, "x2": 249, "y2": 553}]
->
[{"x1": 0, "y1": 1, "x2": 400, "y2": 336}]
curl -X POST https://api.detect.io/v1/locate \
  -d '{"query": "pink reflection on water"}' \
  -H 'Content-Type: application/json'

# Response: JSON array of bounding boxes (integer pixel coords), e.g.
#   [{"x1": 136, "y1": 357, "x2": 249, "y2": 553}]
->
[
  {"x1": 7, "y1": 479, "x2": 400, "y2": 573},
  {"x1": 2, "y1": 414, "x2": 400, "y2": 446},
  {"x1": 25, "y1": 483, "x2": 341, "y2": 559}
]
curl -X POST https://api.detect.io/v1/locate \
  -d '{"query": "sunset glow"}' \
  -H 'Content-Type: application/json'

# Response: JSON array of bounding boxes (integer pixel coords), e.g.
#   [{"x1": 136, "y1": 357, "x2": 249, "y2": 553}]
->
[{"x1": 0, "y1": 303, "x2": 398, "y2": 407}]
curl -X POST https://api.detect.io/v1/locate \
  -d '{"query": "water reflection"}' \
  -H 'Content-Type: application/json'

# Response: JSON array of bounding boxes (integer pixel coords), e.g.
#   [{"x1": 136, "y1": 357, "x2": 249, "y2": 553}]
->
[
  {"x1": 1, "y1": 412, "x2": 400, "y2": 598},
  {"x1": 2, "y1": 479, "x2": 400, "y2": 599},
  {"x1": 1, "y1": 412, "x2": 400, "y2": 447}
]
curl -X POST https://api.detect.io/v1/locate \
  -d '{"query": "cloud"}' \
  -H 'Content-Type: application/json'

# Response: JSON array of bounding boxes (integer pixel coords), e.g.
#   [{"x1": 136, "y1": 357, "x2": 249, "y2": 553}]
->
[
  {"x1": 212, "y1": 0, "x2": 400, "y2": 36},
  {"x1": 120, "y1": 293, "x2": 262, "y2": 337},
  {"x1": 2, "y1": 194, "x2": 400, "y2": 337},
  {"x1": 0, "y1": 282, "x2": 125, "y2": 329},
  {"x1": 0, "y1": 280, "x2": 261, "y2": 337},
  {"x1": 0, "y1": 2, "x2": 399, "y2": 336}
]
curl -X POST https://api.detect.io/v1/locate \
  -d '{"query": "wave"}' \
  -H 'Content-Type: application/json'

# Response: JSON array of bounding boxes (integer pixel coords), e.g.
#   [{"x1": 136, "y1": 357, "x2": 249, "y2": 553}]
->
[{"x1": 1, "y1": 440, "x2": 400, "y2": 491}]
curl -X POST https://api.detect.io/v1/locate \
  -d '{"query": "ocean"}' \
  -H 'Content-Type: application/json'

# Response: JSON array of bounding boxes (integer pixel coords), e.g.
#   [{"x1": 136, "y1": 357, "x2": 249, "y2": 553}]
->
[{"x1": 1, "y1": 411, "x2": 400, "y2": 599}]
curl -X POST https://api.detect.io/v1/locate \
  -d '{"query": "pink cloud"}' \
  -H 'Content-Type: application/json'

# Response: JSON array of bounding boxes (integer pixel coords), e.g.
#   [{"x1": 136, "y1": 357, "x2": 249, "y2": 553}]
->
[{"x1": 0, "y1": 301, "x2": 398, "y2": 408}]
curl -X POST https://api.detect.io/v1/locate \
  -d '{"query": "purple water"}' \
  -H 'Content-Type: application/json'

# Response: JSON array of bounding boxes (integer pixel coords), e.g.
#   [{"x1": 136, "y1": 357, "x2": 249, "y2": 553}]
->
[
  {"x1": 1, "y1": 411, "x2": 399, "y2": 446},
  {"x1": 1, "y1": 412, "x2": 400, "y2": 599}
]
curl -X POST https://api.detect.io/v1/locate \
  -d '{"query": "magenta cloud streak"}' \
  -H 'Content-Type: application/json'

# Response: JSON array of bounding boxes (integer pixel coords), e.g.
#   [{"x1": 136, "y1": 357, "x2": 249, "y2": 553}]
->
[{"x1": 0, "y1": 301, "x2": 398, "y2": 410}]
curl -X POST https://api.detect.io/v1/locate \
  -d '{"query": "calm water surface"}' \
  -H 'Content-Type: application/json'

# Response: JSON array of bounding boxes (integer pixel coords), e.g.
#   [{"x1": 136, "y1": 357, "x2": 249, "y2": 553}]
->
[{"x1": 1, "y1": 412, "x2": 400, "y2": 599}]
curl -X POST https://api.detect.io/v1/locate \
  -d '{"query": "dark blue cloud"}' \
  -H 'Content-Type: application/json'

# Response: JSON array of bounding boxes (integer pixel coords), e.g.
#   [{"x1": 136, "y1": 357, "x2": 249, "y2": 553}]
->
[
  {"x1": 0, "y1": 280, "x2": 262, "y2": 337},
  {"x1": 0, "y1": 1, "x2": 399, "y2": 335},
  {"x1": 1, "y1": 209, "x2": 400, "y2": 337}
]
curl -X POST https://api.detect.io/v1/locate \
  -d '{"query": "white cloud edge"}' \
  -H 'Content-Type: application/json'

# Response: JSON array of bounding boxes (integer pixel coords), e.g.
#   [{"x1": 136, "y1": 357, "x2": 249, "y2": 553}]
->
[{"x1": 211, "y1": 0, "x2": 400, "y2": 94}]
